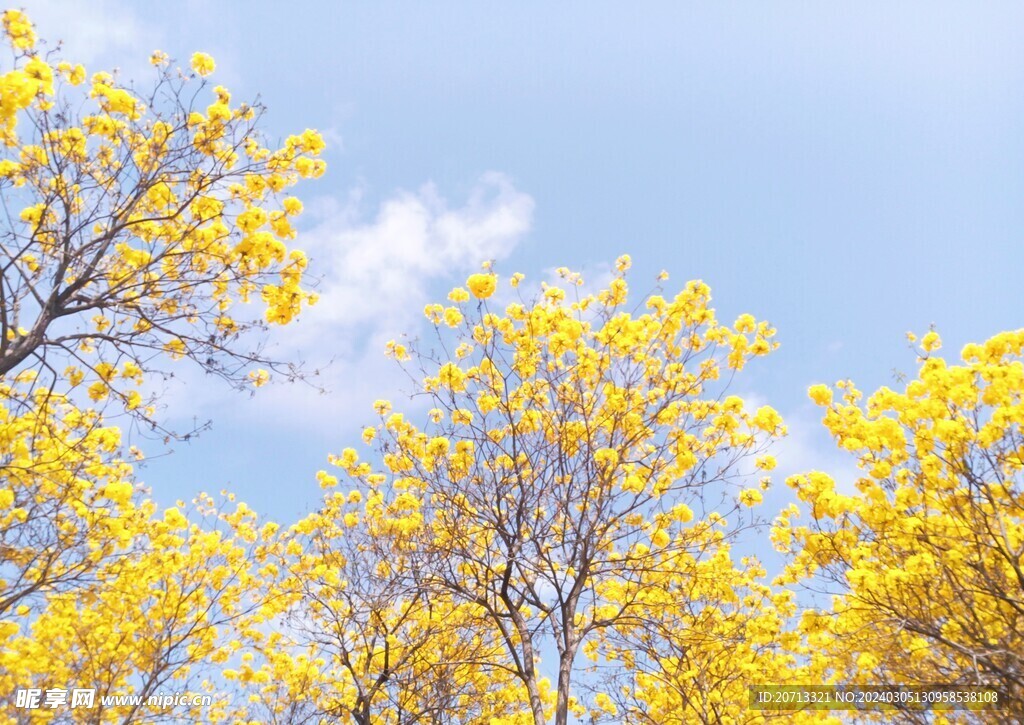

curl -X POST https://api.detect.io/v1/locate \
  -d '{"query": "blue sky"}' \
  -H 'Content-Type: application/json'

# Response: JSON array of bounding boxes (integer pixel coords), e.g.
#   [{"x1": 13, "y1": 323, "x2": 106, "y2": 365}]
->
[{"x1": 20, "y1": 1, "x2": 1024, "y2": 526}]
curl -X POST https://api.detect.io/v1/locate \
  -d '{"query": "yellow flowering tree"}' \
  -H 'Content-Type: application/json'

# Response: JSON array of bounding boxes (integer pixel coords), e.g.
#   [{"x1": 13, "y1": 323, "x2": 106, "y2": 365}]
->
[
  {"x1": 0, "y1": 380, "x2": 135, "y2": 618},
  {"x1": 0, "y1": 9, "x2": 324, "y2": 432},
  {"x1": 328, "y1": 258, "x2": 785, "y2": 724},
  {"x1": 227, "y1": 489, "x2": 537, "y2": 724},
  {"x1": 0, "y1": 494, "x2": 263, "y2": 721},
  {"x1": 778, "y1": 330, "x2": 1024, "y2": 721},
  {"x1": 591, "y1": 537, "x2": 830, "y2": 724},
  {"x1": 0, "y1": 10, "x2": 324, "y2": 721}
]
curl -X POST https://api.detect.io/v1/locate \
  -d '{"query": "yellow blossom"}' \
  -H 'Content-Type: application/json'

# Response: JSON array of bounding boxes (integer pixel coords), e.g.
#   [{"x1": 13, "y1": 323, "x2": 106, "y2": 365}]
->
[
  {"x1": 190, "y1": 52, "x2": 215, "y2": 77},
  {"x1": 466, "y1": 273, "x2": 497, "y2": 300}
]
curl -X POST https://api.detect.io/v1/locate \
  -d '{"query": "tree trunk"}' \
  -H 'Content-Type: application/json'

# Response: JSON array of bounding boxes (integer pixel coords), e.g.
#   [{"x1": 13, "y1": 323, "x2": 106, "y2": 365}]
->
[
  {"x1": 554, "y1": 643, "x2": 578, "y2": 725},
  {"x1": 508, "y1": 608, "x2": 548, "y2": 725}
]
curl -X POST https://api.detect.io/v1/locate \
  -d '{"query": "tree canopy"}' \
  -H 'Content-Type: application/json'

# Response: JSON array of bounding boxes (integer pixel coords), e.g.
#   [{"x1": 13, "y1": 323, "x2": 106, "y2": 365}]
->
[{"x1": 0, "y1": 9, "x2": 1018, "y2": 724}]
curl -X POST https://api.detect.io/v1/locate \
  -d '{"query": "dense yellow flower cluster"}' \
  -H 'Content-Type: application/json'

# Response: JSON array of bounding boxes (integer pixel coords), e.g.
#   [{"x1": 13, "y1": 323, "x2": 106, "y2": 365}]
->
[
  {"x1": 0, "y1": 373, "x2": 263, "y2": 718},
  {"x1": 777, "y1": 329, "x2": 1024, "y2": 713},
  {"x1": 595, "y1": 546, "x2": 830, "y2": 724},
  {"x1": 2, "y1": 489, "x2": 261, "y2": 721},
  {"x1": 210, "y1": 476, "x2": 544, "y2": 722}
]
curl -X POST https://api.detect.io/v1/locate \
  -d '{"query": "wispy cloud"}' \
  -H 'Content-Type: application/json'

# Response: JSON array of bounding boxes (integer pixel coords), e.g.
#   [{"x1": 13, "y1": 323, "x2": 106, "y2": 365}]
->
[
  {"x1": 296, "y1": 171, "x2": 533, "y2": 338},
  {"x1": 162, "y1": 173, "x2": 535, "y2": 431},
  {"x1": 23, "y1": 0, "x2": 161, "y2": 78}
]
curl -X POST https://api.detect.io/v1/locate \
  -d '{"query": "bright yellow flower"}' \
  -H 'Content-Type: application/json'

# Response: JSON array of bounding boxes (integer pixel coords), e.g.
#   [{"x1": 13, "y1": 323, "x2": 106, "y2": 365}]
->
[
  {"x1": 466, "y1": 273, "x2": 497, "y2": 300},
  {"x1": 163, "y1": 506, "x2": 188, "y2": 529},
  {"x1": 2, "y1": 10, "x2": 35, "y2": 49},
  {"x1": 190, "y1": 51, "x2": 215, "y2": 77},
  {"x1": 739, "y1": 488, "x2": 763, "y2": 507},
  {"x1": 807, "y1": 383, "x2": 832, "y2": 406},
  {"x1": 87, "y1": 381, "x2": 109, "y2": 401},
  {"x1": 920, "y1": 330, "x2": 941, "y2": 352},
  {"x1": 248, "y1": 369, "x2": 271, "y2": 388}
]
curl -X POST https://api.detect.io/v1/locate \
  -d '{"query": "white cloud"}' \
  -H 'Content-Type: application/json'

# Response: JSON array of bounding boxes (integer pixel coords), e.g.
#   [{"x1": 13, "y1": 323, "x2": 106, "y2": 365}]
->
[
  {"x1": 161, "y1": 173, "x2": 534, "y2": 431},
  {"x1": 22, "y1": 0, "x2": 160, "y2": 78},
  {"x1": 299, "y1": 171, "x2": 533, "y2": 334}
]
